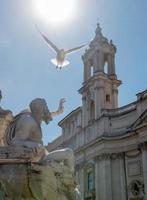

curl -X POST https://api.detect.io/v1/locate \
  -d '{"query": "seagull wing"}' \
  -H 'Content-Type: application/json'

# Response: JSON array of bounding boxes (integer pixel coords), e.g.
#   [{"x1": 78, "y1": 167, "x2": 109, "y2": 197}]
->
[
  {"x1": 65, "y1": 44, "x2": 86, "y2": 55},
  {"x1": 36, "y1": 25, "x2": 59, "y2": 53}
]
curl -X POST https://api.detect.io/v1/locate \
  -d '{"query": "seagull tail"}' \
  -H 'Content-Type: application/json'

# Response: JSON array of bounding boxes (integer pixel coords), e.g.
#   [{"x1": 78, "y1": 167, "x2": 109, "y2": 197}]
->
[{"x1": 51, "y1": 59, "x2": 70, "y2": 68}]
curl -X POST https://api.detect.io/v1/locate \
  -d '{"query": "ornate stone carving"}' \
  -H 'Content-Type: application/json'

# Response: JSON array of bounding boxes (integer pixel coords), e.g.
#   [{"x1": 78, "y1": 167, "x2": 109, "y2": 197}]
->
[
  {"x1": 127, "y1": 160, "x2": 142, "y2": 177},
  {"x1": 110, "y1": 40, "x2": 117, "y2": 54},
  {"x1": 0, "y1": 97, "x2": 79, "y2": 200},
  {"x1": 128, "y1": 180, "x2": 144, "y2": 198},
  {"x1": 95, "y1": 152, "x2": 124, "y2": 161},
  {"x1": 0, "y1": 109, "x2": 13, "y2": 146},
  {"x1": 0, "y1": 90, "x2": 13, "y2": 146},
  {"x1": 126, "y1": 149, "x2": 141, "y2": 158},
  {"x1": 5, "y1": 98, "x2": 65, "y2": 147}
]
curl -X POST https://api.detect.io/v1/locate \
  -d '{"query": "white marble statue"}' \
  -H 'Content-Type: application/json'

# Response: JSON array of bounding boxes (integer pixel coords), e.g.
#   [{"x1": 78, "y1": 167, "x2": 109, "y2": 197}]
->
[
  {"x1": 6, "y1": 98, "x2": 74, "y2": 170},
  {"x1": 2, "y1": 97, "x2": 78, "y2": 200}
]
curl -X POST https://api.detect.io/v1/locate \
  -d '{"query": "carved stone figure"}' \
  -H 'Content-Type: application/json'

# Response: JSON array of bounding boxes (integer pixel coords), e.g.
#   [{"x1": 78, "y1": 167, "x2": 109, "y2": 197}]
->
[
  {"x1": 0, "y1": 96, "x2": 79, "y2": 200},
  {"x1": 0, "y1": 90, "x2": 13, "y2": 146},
  {"x1": 6, "y1": 98, "x2": 63, "y2": 147}
]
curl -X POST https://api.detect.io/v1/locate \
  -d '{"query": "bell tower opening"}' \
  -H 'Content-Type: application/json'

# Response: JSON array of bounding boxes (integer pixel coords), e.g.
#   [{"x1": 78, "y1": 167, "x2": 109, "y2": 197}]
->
[
  {"x1": 104, "y1": 54, "x2": 109, "y2": 74},
  {"x1": 91, "y1": 66, "x2": 94, "y2": 77},
  {"x1": 104, "y1": 62, "x2": 108, "y2": 74}
]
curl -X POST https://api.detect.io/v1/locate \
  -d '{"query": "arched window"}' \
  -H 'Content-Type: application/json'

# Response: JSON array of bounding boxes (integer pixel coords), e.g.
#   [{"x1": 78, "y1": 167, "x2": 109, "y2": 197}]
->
[
  {"x1": 103, "y1": 54, "x2": 109, "y2": 74},
  {"x1": 128, "y1": 180, "x2": 144, "y2": 197},
  {"x1": 87, "y1": 171, "x2": 93, "y2": 191},
  {"x1": 104, "y1": 61, "x2": 108, "y2": 74},
  {"x1": 84, "y1": 162, "x2": 95, "y2": 196}
]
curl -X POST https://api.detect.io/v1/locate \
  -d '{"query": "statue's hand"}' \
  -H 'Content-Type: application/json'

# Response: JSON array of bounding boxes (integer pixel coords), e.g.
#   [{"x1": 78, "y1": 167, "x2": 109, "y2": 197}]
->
[
  {"x1": 51, "y1": 98, "x2": 66, "y2": 117},
  {"x1": 58, "y1": 98, "x2": 66, "y2": 113},
  {"x1": 59, "y1": 98, "x2": 66, "y2": 108}
]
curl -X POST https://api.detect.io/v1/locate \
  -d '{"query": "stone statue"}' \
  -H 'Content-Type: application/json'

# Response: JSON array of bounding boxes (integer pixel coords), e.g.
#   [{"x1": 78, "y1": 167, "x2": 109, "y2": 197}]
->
[
  {"x1": 6, "y1": 98, "x2": 65, "y2": 148},
  {"x1": 0, "y1": 90, "x2": 13, "y2": 146},
  {"x1": 0, "y1": 97, "x2": 79, "y2": 200}
]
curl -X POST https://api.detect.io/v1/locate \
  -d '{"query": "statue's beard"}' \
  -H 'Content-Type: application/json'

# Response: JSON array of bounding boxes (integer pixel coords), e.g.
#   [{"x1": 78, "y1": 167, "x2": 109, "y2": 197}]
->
[
  {"x1": 45, "y1": 120, "x2": 49, "y2": 125},
  {"x1": 43, "y1": 112, "x2": 52, "y2": 125}
]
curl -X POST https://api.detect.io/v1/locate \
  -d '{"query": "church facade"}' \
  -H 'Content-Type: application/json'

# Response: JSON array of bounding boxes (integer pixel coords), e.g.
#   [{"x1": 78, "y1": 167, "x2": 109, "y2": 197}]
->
[{"x1": 47, "y1": 24, "x2": 147, "y2": 200}]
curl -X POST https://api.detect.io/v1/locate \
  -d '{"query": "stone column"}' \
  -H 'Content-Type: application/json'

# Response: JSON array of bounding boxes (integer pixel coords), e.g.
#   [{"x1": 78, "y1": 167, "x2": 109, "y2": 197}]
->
[
  {"x1": 141, "y1": 142, "x2": 147, "y2": 200},
  {"x1": 95, "y1": 154, "x2": 112, "y2": 200},
  {"x1": 82, "y1": 96, "x2": 88, "y2": 128},
  {"x1": 93, "y1": 51, "x2": 99, "y2": 73},
  {"x1": 112, "y1": 85, "x2": 118, "y2": 109},
  {"x1": 83, "y1": 58, "x2": 91, "y2": 82},
  {"x1": 95, "y1": 161, "x2": 99, "y2": 200},
  {"x1": 108, "y1": 54, "x2": 116, "y2": 76},
  {"x1": 94, "y1": 80, "x2": 104, "y2": 119},
  {"x1": 86, "y1": 60, "x2": 91, "y2": 80},
  {"x1": 98, "y1": 50, "x2": 104, "y2": 72},
  {"x1": 119, "y1": 155, "x2": 127, "y2": 200},
  {"x1": 108, "y1": 54, "x2": 112, "y2": 75},
  {"x1": 83, "y1": 61, "x2": 88, "y2": 82},
  {"x1": 75, "y1": 164, "x2": 85, "y2": 200}
]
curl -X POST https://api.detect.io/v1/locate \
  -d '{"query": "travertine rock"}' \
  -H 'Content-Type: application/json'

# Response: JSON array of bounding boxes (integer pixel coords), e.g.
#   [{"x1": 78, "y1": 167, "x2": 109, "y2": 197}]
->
[
  {"x1": 0, "y1": 108, "x2": 13, "y2": 146},
  {"x1": 0, "y1": 147, "x2": 76, "y2": 200}
]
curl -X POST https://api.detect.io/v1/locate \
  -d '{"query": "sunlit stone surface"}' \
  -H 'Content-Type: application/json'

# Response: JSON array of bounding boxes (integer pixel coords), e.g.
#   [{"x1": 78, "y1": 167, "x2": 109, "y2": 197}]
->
[
  {"x1": 0, "y1": 97, "x2": 78, "y2": 200},
  {"x1": 48, "y1": 24, "x2": 147, "y2": 200}
]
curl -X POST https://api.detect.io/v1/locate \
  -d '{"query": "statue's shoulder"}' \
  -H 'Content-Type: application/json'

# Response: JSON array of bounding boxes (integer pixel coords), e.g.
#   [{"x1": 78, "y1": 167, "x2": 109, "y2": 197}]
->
[
  {"x1": 15, "y1": 110, "x2": 37, "y2": 128},
  {"x1": 5, "y1": 110, "x2": 37, "y2": 145}
]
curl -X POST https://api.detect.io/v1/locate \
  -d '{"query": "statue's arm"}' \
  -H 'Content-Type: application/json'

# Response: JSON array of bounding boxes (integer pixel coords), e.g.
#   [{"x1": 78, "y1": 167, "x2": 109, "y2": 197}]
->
[{"x1": 51, "y1": 98, "x2": 65, "y2": 117}]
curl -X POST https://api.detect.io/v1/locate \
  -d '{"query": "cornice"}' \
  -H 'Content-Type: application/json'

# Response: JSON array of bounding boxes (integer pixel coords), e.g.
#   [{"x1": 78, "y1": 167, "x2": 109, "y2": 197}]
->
[{"x1": 94, "y1": 152, "x2": 124, "y2": 161}]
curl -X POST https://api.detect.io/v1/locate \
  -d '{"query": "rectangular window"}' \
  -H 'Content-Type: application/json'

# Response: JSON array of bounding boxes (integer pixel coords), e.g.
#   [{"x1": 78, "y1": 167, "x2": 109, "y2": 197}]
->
[{"x1": 106, "y1": 94, "x2": 110, "y2": 102}]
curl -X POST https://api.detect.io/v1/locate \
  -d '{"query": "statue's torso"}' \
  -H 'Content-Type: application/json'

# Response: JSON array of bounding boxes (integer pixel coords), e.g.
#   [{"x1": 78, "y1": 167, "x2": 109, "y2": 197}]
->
[{"x1": 11, "y1": 113, "x2": 43, "y2": 146}]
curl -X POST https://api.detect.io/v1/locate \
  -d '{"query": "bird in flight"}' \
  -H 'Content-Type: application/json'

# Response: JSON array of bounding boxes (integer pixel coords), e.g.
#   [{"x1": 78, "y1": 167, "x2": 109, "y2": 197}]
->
[{"x1": 36, "y1": 27, "x2": 86, "y2": 69}]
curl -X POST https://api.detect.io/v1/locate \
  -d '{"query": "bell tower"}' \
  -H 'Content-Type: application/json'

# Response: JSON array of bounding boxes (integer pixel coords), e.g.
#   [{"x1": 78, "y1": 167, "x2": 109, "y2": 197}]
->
[{"x1": 79, "y1": 24, "x2": 121, "y2": 127}]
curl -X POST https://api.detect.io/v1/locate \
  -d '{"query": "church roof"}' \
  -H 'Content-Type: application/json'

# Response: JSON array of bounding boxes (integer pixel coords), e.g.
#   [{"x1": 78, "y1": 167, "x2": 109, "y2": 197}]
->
[{"x1": 58, "y1": 106, "x2": 81, "y2": 126}]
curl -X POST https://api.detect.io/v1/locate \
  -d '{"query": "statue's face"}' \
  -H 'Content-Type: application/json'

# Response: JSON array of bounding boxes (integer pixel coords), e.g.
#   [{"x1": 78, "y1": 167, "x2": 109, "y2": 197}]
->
[
  {"x1": 42, "y1": 101, "x2": 52, "y2": 124},
  {"x1": 30, "y1": 98, "x2": 52, "y2": 124}
]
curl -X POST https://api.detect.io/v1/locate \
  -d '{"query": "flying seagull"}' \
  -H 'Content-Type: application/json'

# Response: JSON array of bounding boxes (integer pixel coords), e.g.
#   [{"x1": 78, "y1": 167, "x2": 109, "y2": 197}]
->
[{"x1": 36, "y1": 27, "x2": 86, "y2": 69}]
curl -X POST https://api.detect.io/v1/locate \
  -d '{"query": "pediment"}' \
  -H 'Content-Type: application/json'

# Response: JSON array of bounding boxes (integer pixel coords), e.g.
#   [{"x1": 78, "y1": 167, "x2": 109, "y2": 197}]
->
[{"x1": 130, "y1": 109, "x2": 147, "y2": 130}]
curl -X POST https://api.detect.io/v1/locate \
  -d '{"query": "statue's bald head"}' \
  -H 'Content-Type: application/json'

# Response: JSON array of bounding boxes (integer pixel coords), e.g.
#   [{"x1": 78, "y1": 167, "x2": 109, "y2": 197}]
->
[
  {"x1": 29, "y1": 98, "x2": 52, "y2": 124},
  {"x1": 30, "y1": 98, "x2": 45, "y2": 111}
]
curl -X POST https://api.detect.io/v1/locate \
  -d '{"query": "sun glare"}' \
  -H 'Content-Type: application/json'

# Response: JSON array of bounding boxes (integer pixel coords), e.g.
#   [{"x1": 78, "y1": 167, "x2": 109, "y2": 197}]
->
[{"x1": 35, "y1": 0, "x2": 75, "y2": 25}]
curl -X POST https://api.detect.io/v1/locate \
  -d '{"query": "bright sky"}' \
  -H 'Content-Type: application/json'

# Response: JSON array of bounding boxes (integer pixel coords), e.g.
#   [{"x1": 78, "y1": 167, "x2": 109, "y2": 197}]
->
[{"x1": 0, "y1": 0, "x2": 147, "y2": 145}]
